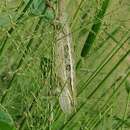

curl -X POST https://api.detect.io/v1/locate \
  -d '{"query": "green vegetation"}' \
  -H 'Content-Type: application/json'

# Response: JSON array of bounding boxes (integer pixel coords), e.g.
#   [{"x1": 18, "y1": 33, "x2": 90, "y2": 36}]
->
[
  {"x1": 0, "y1": 106, "x2": 16, "y2": 130},
  {"x1": 81, "y1": 0, "x2": 110, "y2": 57},
  {"x1": 0, "y1": 0, "x2": 130, "y2": 130}
]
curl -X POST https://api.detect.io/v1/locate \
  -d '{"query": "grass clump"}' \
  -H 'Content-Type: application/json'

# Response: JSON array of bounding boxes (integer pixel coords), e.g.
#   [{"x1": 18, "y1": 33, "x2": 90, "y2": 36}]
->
[{"x1": 0, "y1": 0, "x2": 130, "y2": 130}]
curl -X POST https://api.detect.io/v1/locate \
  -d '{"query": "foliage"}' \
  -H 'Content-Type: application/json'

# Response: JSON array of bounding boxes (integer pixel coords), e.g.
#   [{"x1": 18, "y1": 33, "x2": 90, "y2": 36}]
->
[{"x1": 0, "y1": 0, "x2": 130, "y2": 130}]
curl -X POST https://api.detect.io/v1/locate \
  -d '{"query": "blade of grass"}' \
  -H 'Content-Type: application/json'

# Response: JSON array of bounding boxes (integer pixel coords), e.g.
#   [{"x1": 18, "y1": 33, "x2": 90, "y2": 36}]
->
[
  {"x1": 76, "y1": 26, "x2": 120, "y2": 70},
  {"x1": 114, "y1": 93, "x2": 130, "y2": 129},
  {"x1": 87, "y1": 50, "x2": 130, "y2": 99},
  {"x1": 0, "y1": 6, "x2": 48, "y2": 104},
  {"x1": 54, "y1": 34, "x2": 130, "y2": 124},
  {"x1": 18, "y1": 74, "x2": 50, "y2": 130},
  {"x1": 78, "y1": 36, "x2": 130, "y2": 96},
  {"x1": 0, "y1": 0, "x2": 34, "y2": 57},
  {"x1": 54, "y1": 50, "x2": 130, "y2": 130},
  {"x1": 88, "y1": 72, "x2": 130, "y2": 129},
  {"x1": 15, "y1": 27, "x2": 56, "y2": 130},
  {"x1": 77, "y1": 76, "x2": 122, "y2": 129},
  {"x1": 95, "y1": 26, "x2": 120, "y2": 53},
  {"x1": 70, "y1": 0, "x2": 85, "y2": 27},
  {"x1": 90, "y1": 105, "x2": 112, "y2": 129},
  {"x1": 77, "y1": 71, "x2": 129, "y2": 129},
  {"x1": 81, "y1": 0, "x2": 110, "y2": 57}
]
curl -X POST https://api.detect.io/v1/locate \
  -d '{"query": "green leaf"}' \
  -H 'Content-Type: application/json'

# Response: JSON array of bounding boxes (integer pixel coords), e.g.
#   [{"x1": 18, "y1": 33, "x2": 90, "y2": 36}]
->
[
  {"x1": 52, "y1": 0, "x2": 58, "y2": 4},
  {"x1": 0, "y1": 121, "x2": 15, "y2": 130},
  {"x1": 0, "y1": 111, "x2": 13, "y2": 125},
  {"x1": 79, "y1": 28, "x2": 88, "y2": 37},
  {"x1": 126, "y1": 116, "x2": 130, "y2": 127},
  {"x1": 6, "y1": 0, "x2": 21, "y2": 9},
  {"x1": 125, "y1": 80, "x2": 130, "y2": 94},
  {"x1": 44, "y1": 8, "x2": 55, "y2": 21},
  {"x1": 30, "y1": 0, "x2": 46, "y2": 16},
  {"x1": 0, "y1": 12, "x2": 17, "y2": 27},
  {"x1": 81, "y1": 0, "x2": 110, "y2": 57},
  {"x1": 0, "y1": 14, "x2": 11, "y2": 27},
  {"x1": 23, "y1": 0, "x2": 29, "y2": 3},
  {"x1": 0, "y1": 111, "x2": 16, "y2": 130}
]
